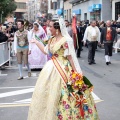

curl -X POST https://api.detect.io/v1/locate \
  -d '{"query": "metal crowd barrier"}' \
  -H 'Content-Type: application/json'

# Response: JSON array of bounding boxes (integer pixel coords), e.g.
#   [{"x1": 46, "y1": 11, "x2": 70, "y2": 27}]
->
[{"x1": 0, "y1": 42, "x2": 10, "y2": 76}]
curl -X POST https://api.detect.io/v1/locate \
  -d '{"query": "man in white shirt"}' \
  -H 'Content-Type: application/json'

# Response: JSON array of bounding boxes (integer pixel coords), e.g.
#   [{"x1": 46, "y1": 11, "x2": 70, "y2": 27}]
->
[
  {"x1": 14, "y1": 20, "x2": 31, "y2": 80},
  {"x1": 83, "y1": 21, "x2": 100, "y2": 65}
]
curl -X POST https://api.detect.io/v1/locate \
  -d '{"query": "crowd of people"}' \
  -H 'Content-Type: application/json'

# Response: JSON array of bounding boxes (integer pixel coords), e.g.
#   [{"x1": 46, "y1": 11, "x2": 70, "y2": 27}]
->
[
  {"x1": 0, "y1": 16, "x2": 120, "y2": 78},
  {"x1": 0, "y1": 22, "x2": 17, "y2": 43},
  {"x1": 64, "y1": 19, "x2": 120, "y2": 65}
]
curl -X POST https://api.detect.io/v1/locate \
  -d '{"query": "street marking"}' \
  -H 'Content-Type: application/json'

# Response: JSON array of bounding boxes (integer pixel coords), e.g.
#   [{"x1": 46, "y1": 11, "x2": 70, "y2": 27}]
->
[
  {"x1": 4, "y1": 66, "x2": 40, "y2": 70},
  {"x1": 0, "y1": 104, "x2": 30, "y2": 108},
  {"x1": 0, "y1": 88, "x2": 34, "y2": 98},
  {"x1": 31, "y1": 73, "x2": 37, "y2": 77},
  {"x1": 0, "y1": 70, "x2": 8, "y2": 76},
  {"x1": 0, "y1": 86, "x2": 103, "y2": 108},
  {"x1": 0, "y1": 86, "x2": 34, "y2": 89},
  {"x1": 4, "y1": 66, "x2": 26, "y2": 69},
  {"x1": 15, "y1": 98, "x2": 31, "y2": 103},
  {"x1": 24, "y1": 76, "x2": 29, "y2": 79}
]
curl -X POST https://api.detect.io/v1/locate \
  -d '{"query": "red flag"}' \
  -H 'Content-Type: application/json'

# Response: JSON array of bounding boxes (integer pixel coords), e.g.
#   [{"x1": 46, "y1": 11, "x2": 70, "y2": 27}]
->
[
  {"x1": 72, "y1": 15, "x2": 77, "y2": 34},
  {"x1": 72, "y1": 15, "x2": 78, "y2": 49}
]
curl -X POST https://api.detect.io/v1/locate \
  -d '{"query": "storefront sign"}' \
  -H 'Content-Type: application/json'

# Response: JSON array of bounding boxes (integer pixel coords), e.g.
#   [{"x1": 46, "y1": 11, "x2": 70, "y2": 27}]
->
[
  {"x1": 72, "y1": 9, "x2": 81, "y2": 15},
  {"x1": 88, "y1": 4, "x2": 101, "y2": 12},
  {"x1": 88, "y1": 6, "x2": 94, "y2": 12},
  {"x1": 92, "y1": 4, "x2": 101, "y2": 10}
]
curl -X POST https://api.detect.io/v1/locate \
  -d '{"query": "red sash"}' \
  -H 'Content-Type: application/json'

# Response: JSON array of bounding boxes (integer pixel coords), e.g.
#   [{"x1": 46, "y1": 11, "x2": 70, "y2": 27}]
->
[{"x1": 52, "y1": 56, "x2": 85, "y2": 118}]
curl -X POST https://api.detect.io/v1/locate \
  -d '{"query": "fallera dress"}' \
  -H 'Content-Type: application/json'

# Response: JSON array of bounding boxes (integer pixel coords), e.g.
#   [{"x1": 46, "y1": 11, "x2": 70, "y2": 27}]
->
[
  {"x1": 27, "y1": 37, "x2": 99, "y2": 120},
  {"x1": 28, "y1": 30, "x2": 47, "y2": 69}
]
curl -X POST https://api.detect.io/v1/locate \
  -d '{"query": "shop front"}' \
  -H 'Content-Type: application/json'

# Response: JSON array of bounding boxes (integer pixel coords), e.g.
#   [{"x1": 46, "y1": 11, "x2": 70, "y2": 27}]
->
[{"x1": 89, "y1": 4, "x2": 101, "y2": 21}]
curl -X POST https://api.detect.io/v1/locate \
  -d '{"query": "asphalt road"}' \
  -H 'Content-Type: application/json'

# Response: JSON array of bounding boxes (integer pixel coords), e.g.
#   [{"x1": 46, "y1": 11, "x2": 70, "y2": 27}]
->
[{"x1": 0, "y1": 47, "x2": 120, "y2": 120}]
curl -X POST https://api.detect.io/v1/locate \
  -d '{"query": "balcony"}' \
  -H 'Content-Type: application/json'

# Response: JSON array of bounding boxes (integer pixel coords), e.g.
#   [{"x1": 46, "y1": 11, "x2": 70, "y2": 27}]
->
[{"x1": 69, "y1": 0, "x2": 89, "y2": 4}]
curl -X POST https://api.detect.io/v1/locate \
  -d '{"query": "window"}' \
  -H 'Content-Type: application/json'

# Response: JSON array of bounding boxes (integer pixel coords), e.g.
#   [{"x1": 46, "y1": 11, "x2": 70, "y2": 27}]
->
[
  {"x1": 51, "y1": 1, "x2": 53, "y2": 9},
  {"x1": 69, "y1": 9, "x2": 71, "y2": 21},
  {"x1": 115, "y1": 2, "x2": 120, "y2": 20},
  {"x1": 84, "y1": 13, "x2": 87, "y2": 21},
  {"x1": 16, "y1": 2, "x2": 26, "y2": 9},
  {"x1": 90, "y1": 10, "x2": 101, "y2": 21}
]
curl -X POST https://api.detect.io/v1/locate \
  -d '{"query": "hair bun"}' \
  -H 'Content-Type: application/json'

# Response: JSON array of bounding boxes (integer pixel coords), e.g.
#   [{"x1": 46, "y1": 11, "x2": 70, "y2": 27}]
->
[{"x1": 54, "y1": 21, "x2": 60, "y2": 29}]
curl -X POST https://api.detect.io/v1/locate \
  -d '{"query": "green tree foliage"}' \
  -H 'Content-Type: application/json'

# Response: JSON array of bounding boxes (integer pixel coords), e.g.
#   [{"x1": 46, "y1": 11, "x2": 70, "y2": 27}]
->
[{"x1": 0, "y1": 0, "x2": 17, "y2": 17}]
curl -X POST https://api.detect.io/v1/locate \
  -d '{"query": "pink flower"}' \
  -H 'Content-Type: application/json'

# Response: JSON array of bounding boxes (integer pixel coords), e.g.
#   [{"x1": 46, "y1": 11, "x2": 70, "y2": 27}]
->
[
  {"x1": 64, "y1": 42, "x2": 68, "y2": 48},
  {"x1": 72, "y1": 80, "x2": 75, "y2": 83},
  {"x1": 94, "y1": 104, "x2": 97, "y2": 109},
  {"x1": 65, "y1": 104, "x2": 70, "y2": 109},
  {"x1": 62, "y1": 101, "x2": 66, "y2": 105},
  {"x1": 76, "y1": 116, "x2": 80, "y2": 119},
  {"x1": 88, "y1": 108, "x2": 93, "y2": 114},
  {"x1": 68, "y1": 116, "x2": 72, "y2": 119},
  {"x1": 54, "y1": 53, "x2": 58, "y2": 57},
  {"x1": 75, "y1": 76, "x2": 79, "y2": 80},
  {"x1": 71, "y1": 70, "x2": 74, "y2": 73},
  {"x1": 58, "y1": 115, "x2": 63, "y2": 120}
]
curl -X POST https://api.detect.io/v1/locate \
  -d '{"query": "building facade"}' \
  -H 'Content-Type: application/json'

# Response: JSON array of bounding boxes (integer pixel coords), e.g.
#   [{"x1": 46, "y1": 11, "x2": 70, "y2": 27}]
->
[
  {"x1": 48, "y1": 0, "x2": 64, "y2": 18},
  {"x1": 64, "y1": 0, "x2": 72, "y2": 22},
  {"x1": 26, "y1": 0, "x2": 40, "y2": 22},
  {"x1": 48, "y1": 0, "x2": 57, "y2": 15},
  {"x1": 26, "y1": 0, "x2": 48, "y2": 22},
  {"x1": 70, "y1": 0, "x2": 112, "y2": 22},
  {"x1": 112, "y1": 0, "x2": 120, "y2": 20},
  {"x1": 15, "y1": 0, "x2": 27, "y2": 19}
]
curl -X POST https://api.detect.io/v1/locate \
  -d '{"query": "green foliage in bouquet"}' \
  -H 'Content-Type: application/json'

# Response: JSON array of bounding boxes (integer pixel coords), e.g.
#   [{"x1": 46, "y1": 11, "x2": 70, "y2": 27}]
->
[
  {"x1": 67, "y1": 84, "x2": 74, "y2": 93},
  {"x1": 83, "y1": 76, "x2": 93, "y2": 88}
]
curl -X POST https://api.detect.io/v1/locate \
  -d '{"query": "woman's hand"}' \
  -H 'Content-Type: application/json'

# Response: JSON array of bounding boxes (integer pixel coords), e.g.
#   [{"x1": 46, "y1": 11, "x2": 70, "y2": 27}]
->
[
  {"x1": 30, "y1": 39, "x2": 38, "y2": 44},
  {"x1": 67, "y1": 55, "x2": 77, "y2": 72}
]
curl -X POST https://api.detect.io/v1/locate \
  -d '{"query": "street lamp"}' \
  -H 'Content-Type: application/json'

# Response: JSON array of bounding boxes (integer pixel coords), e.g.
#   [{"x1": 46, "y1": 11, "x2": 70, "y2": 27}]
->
[{"x1": 1, "y1": 11, "x2": 4, "y2": 23}]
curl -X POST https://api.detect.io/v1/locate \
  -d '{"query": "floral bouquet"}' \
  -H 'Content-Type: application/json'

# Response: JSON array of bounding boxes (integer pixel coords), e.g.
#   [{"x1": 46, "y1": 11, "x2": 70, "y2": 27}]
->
[
  {"x1": 67, "y1": 71, "x2": 93, "y2": 118},
  {"x1": 67, "y1": 70, "x2": 93, "y2": 95}
]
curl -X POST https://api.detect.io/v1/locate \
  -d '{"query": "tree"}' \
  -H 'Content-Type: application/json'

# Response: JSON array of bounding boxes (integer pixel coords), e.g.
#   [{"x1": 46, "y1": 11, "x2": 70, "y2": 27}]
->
[{"x1": 0, "y1": 0, "x2": 17, "y2": 18}]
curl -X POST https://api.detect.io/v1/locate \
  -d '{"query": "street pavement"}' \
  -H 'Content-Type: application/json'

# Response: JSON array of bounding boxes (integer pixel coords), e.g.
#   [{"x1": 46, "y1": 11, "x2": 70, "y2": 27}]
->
[{"x1": 0, "y1": 47, "x2": 120, "y2": 120}]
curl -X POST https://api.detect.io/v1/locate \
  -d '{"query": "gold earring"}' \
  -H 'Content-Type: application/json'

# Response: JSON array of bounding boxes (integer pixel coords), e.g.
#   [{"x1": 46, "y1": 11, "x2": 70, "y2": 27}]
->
[{"x1": 56, "y1": 29, "x2": 58, "y2": 35}]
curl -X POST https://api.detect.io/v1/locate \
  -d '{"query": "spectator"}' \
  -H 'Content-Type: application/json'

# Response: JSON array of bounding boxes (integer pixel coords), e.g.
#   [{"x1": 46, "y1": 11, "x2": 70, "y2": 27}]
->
[
  {"x1": 0, "y1": 26, "x2": 8, "y2": 43},
  {"x1": 100, "y1": 20, "x2": 117, "y2": 65},
  {"x1": 76, "y1": 21, "x2": 84, "y2": 58},
  {"x1": 42, "y1": 20, "x2": 47, "y2": 34},
  {"x1": 118, "y1": 14, "x2": 120, "y2": 21},
  {"x1": 46, "y1": 19, "x2": 51, "y2": 39},
  {"x1": 115, "y1": 20, "x2": 120, "y2": 49},
  {"x1": 111, "y1": 21, "x2": 117, "y2": 28},
  {"x1": 65, "y1": 20, "x2": 73, "y2": 37}
]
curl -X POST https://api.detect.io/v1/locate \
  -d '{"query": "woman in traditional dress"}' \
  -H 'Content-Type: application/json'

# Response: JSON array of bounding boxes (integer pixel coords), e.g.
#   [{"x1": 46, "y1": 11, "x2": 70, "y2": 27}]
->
[
  {"x1": 28, "y1": 17, "x2": 99, "y2": 120},
  {"x1": 28, "y1": 22, "x2": 48, "y2": 69}
]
